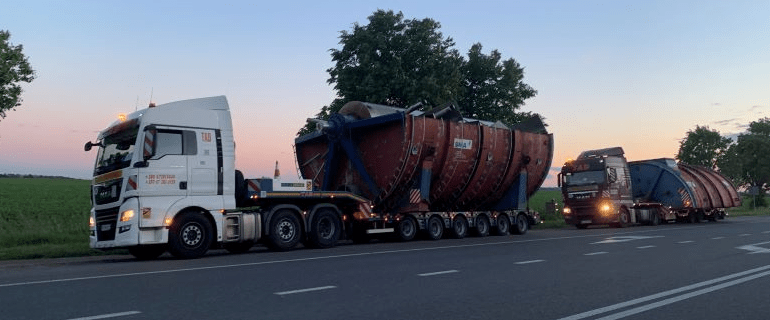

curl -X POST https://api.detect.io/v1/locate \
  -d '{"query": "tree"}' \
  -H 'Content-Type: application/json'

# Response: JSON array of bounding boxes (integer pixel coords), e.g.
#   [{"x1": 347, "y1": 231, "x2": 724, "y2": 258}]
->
[
  {"x1": 715, "y1": 118, "x2": 770, "y2": 207},
  {"x1": 299, "y1": 10, "x2": 538, "y2": 135},
  {"x1": 0, "y1": 30, "x2": 36, "y2": 121},
  {"x1": 457, "y1": 43, "x2": 537, "y2": 126},
  {"x1": 676, "y1": 125, "x2": 731, "y2": 168}
]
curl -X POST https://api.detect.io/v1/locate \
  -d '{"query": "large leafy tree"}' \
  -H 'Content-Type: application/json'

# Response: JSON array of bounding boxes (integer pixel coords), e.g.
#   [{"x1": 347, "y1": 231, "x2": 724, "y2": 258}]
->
[
  {"x1": 299, "y1": 10, "x2": 538, "y2": 135},
  {"x1": 676, "y1": 125, "x2": 731, "y2": 168},
  {"x1": 0, "y1": 30, "x2": 36, "y2": 122},
  {"x1": 716, "y1": 118, "x2": 770, "y2": 206}
]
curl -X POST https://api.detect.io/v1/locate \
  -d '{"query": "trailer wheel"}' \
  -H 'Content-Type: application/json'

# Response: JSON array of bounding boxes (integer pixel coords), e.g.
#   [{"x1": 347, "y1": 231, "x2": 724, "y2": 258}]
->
[
  {"x1": 424, "y1": 215, "x2": 444, "y2": 240},
  {"x1": 224, "y1": 241, "x2": 254, "y2": 254},
  {"x1": 168, "y1": 212, "x2": 214, "y2": 259},
  {"x1": 128, "y1": 245, "x2": 166, "y2": 260},
  {"x1": 450, "y1": 215, "x2": 468, "y2": 239},
  {"x1": 307, "y1": 209, "x2": 342, "y2": 248},
  {"x1": 513, "y1": 214, "x2": 529, "y2": 235},
  {"x1": 495, "y1": 214, "x2": 511, "y2": 236},
  {"x1": 266, "y1": 209, "x2": 302, "y2": 251},
  {"x1": 395, "y1": 216, "x2": 418, "y2": 241},
  {"x1": 475, "y1": 215, "x2": 490, "y2": 237}
]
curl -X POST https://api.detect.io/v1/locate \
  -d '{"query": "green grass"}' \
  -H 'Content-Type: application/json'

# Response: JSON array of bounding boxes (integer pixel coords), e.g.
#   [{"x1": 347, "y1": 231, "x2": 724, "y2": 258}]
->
[
  {"x1": 0, "y1": 178, "x2": 123, "y2": 260},
  {"x1": 527, "y1": 188, "x2": 568, "y2": 229}
]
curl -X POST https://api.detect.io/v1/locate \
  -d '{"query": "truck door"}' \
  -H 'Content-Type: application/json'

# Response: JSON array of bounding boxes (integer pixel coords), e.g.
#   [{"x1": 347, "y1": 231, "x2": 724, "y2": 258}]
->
[
  {"x1": 188, "y1": 129, "x2": 219, "y2": 196},
  {"x1": 136, "y1": 127, "x2": 193, "y2": 227}
]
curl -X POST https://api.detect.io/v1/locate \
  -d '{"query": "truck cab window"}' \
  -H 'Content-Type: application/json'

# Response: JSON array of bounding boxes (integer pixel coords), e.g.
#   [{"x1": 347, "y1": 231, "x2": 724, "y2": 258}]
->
[{"x1": 153, "y1": 129, "x2": 197, "y2": 159}]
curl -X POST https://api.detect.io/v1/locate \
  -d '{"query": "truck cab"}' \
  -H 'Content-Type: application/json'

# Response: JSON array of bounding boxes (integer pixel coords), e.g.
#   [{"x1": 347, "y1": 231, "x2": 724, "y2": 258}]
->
[
  {"x1": 86, "y1": 96, "x2": 236, "y2": 258},
  {"x1": 559, "y1": 147, "x2": 634, "y2": 228}
]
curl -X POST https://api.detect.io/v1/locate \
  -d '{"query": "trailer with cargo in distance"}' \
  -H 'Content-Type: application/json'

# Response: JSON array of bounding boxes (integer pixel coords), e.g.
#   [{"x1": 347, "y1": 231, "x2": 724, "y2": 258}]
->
[{"x1": 558, "y1": 147, "x2": 741, "y2": 229}]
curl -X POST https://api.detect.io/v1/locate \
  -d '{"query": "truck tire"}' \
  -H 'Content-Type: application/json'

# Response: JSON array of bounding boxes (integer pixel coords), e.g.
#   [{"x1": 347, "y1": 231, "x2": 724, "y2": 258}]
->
[
  {"x1": 266, "y1": 209, "x2": 303, "y2": 251},
  {"x1": 513, "y1": 214, "x2": 529, "y2": 235},
  {"x1": 615, "y1": 208, "x2": 630, "y2": 228},
  {"x1": 575, "y1": 223, "x2": 589, "y2": 229},
  {"x1": 450, "y1": 215, "x2": 468, "y2": 239},
  {"x1": 424, "y1": 215, "x2": 444, "y2": 240},
  {"x1": 475, "y1": 215, "x2": 490, "y2": 237},
  {"x1": 128, "y1": 245, "x2": 166, "y2": 260},
  {"x1": 395, "y1": 216, "x2": 418, "y2": 241},
  {"x1": 495, "y1": 214, "x2": 511, "y2": 236},
  {"x1": 307, "y1": 209, "x2": 342, "y2": 248},
  {"x1": 168, "y1": 212, "x2": 214, "y2": 259},
  {"x1": 224, "y1": 241, "x2": 254, "y2": 254}
]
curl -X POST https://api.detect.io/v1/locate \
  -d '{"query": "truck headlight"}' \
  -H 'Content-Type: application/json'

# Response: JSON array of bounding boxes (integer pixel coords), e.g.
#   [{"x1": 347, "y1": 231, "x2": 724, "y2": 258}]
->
[
  {"x1": 120, "y1": 209, "x2": 135, "y2": 222},
  {"x1": 89, "y1": 216, "x2": 95, "y2": 228},
  {"x1": 563, "y1": 207, "x2": 571, "y2": 215},
  {"x1": 599, "y1": 201, "x2": 613, "y2": 213}
]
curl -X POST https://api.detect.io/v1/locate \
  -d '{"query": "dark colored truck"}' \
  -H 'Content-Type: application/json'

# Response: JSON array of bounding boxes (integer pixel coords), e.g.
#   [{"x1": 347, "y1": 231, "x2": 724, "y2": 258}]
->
[{"x1": 558, "y1": 147, "x2": 741, "y2": 228}]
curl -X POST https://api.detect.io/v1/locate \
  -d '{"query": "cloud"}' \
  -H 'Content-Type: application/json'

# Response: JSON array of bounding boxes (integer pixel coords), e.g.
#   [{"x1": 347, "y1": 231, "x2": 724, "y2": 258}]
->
[
  {"x1": 711, "y1": 102, "x2": 721, "y2": 106},
  {"x1": 712, "y1": 118, "x2": 739, "y2": 126}
]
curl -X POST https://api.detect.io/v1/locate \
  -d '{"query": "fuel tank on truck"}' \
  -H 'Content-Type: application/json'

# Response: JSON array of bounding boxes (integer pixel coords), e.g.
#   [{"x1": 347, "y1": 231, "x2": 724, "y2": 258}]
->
[
  {"x1": 628, "y1": 159, "x2": 741, "y2": 210},
  {"x1": 294, "y1": 101, "x2": 554, "y2": 214}
]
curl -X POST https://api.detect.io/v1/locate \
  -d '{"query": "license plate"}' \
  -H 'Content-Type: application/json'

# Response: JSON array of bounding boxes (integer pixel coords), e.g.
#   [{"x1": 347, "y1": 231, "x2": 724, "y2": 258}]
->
[
  {"x1": 100, "y1": 224, "x2": 112, "y2": 231},
  {"x1": 581, "y1": 219, "x2": 592, "y2": 224}
]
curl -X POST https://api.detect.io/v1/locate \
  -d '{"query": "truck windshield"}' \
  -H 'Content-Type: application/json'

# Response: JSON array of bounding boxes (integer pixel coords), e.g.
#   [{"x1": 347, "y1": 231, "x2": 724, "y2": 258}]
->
[
  {"x1": 565, "y1": 170, "x2": 606, "y2": 186},
  {"x1": 93, "y1": 123, "x2": 139, "y2": 176}
]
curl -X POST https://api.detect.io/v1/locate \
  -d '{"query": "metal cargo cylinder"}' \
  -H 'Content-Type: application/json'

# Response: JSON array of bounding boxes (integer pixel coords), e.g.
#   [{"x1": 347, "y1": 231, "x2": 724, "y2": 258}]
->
[{"x1": 294, "y1": 101, "x2": 553, "y2": 214}]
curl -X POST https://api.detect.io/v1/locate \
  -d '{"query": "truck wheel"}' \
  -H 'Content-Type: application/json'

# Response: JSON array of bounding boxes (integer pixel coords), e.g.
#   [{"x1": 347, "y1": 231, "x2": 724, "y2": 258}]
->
[
  {"x1": 128, "y1": 245, "x2": 166, "y2": 260},
  {"x1": 475, "y1": 215, "x2": 490, "y2": 237},
  {"x1": 450, "y1": 215, "x2": 468, "y2": 239},
  {"x1": 495, "y1": 214, "x2": 511, "y2": 236},
  {"x1": 616, "y1": 208, "x2": 630, "y2": 228},
  {"x1": 424, "y1": 215, "x2": 444, "y2": 240},
  {"x1": 575, "y1": 223, "x2": 589, "y2": 229},
  {"x1": 266, "y1": 209, "x2": 303, "y2": 251},
  {"x1": 224, "y1": 241, "x2": 254, "y2": 254},
  {"x1": 168, "y1": 212, "x2": 214, "y2": 259},
  {"x1": 307, "y1": 209, "x2": 342, "y2": 248},
  {"x1": 513, "y1": 214, "x2": 529, "y2": 235},
  {"x1": 395, "y1": 216, "x2": 418, "y2": 241}
]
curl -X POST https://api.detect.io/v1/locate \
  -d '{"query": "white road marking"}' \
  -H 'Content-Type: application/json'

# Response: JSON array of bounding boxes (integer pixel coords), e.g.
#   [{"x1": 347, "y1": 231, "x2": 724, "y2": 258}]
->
[
  {"x1": 418, "y1": 270, "x2": 459, "y2": 277},
  {"x1": 595, "y1": 270, "x2": 770, "y2": 320},
  {"x1": 592, "y1": 236, "x2": 664, "y2": 244},
  {"x1": 66, "y1": 311, "x2": 141, "y2": 320},
  {"x1": 712, "y1": 237, "x2": 725, "y2": 240},
  {"x1": 737, "y1": 241, "x2": 770, "y2": 254},
  {"x1": 739, "y1": 234, "x2": 752, "y2": 237},
  {"x1": 515, "y1": 259, "x2": 545, "y2": 265},
  {"x1": 0, "y1": 223, "x2": 734, "y2": 288},
  {"x1": 637, "y1": 245, "x2": 655, "y2": 249},
  {"x1": 584, "y1": 252, "x2": 609, "y2": 256},
  {"x1": 762, "y1": 231, "x2": 770, "y2": 234},
  {"x1": 274, "y1": 285, "x2": 336, "y2": 296},
  {"x1": 557, "y1": 265, "x2": 770, "y2": 320},
  {"x1": 678, "y1": 241, "x2": 694, "y2": 244}
]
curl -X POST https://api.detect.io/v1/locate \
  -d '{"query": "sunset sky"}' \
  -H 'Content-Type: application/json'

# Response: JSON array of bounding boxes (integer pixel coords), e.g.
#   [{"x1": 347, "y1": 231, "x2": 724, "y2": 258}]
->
[{"x1": 1, "y1": 0, "x2": 768, "y2": 187}]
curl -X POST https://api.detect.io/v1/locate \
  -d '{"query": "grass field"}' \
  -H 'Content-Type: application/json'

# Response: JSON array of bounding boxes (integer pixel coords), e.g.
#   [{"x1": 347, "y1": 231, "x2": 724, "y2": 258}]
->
[
  {"x1": 0, "y1": 177, "x2": 122, "y2": 260},
  {"x1": 0, "y1": 178, "x2": 766, "y2": 260}
]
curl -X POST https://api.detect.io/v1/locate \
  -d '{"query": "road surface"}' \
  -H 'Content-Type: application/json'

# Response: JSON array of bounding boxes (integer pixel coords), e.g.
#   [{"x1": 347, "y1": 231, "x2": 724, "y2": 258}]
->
[{"x1": 1, "y1": 216, "x2": 769, "y2": 320}]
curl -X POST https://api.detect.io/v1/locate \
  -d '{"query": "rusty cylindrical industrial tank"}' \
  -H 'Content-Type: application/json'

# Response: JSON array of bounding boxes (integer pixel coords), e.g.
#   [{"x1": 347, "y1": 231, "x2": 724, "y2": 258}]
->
[{"x1": 294, "y1": 101, "x2": 554, "y2": 214}]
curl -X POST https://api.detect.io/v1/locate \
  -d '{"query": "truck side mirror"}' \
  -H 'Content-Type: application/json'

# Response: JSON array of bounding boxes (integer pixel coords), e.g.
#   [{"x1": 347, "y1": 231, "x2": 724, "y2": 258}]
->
[{"x1": 557, "y1": 173, "x2": 562, "y2": 187}]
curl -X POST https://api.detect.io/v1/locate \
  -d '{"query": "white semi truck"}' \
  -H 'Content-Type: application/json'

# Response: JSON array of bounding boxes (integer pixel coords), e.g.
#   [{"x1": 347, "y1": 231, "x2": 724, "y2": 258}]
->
[{"x1": 85, "y1": 96, "x2": 551, "y2": 259}]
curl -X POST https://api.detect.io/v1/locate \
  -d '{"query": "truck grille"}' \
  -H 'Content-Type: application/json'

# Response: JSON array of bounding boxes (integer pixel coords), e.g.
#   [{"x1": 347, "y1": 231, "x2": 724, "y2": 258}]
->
[{"x1": 95, "y1": 207, "x2": 119, "y2": 241}]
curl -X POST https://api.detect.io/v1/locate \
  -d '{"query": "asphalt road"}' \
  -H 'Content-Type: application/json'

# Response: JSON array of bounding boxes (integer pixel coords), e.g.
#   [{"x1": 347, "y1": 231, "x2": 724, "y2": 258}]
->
[{"x1": 1, "y1": 216, "x2": 769, "y2": 320}]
